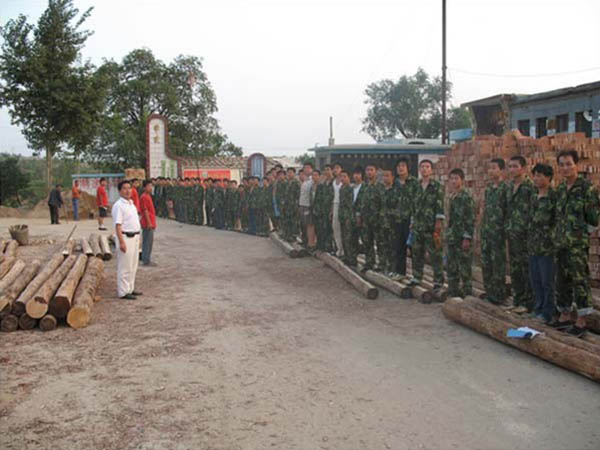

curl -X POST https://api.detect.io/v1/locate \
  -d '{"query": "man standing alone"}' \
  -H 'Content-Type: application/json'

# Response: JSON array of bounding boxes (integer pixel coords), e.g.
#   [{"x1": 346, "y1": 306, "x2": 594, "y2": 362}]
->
[
  {"x1": 48, "y1": 184, "x2": 63, "y2": 225},
  {"x1": 112, "y1": 180, "x2": 143, "y2": 300},
  {"x1": 140, "y1": 180, "x2": 157, "y2": 267},
  {"x1": 97, "y1": 177, "x2": 109, "y2": 231}
]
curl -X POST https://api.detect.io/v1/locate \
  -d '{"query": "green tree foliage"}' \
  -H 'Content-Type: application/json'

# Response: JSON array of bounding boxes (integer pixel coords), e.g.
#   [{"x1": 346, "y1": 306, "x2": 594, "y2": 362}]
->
[
  {"x1": 89, "y1": 49, "x2": 240, "y2": 171},
  {"x1": 362, "y1": 67, "x2": 472, "y2": 141},
  {"x1": 0, "y1": 154, "x2": 30, "y2": 206},
  {"x1": 295, "y1": 153, "x2": 316, "y2": 167},
  {"x1": 0, "y1": 0, "x2": 106, "y2": 190}
]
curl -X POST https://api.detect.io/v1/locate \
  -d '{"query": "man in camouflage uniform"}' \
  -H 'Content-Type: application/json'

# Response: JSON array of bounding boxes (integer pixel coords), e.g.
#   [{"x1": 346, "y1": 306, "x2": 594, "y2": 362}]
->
[
  {"x1": 555, "y1": 150, "x2": 600, "y2": 334},
  {"x1": 274, "y1": 171, "x2": 287, "y2": 233},
  {"x1": 224, "y1": 180, "x2": 233, "y2": 230},
  {"x1": 446, "y1": 168, "x2": 474, "y2": 298},
  {"x1": 410, "y1": 160, "x2": 445, "y2": 288},
  {"x1": 313, "y1": 169, "x2": 333, "y2": 252},
  {"x1": 339, "y1": 170, "x2": 357, "y2": 266},
  {"x1": 481, "y1": 158, "x2": 509, "y2": 304},
  {"x1": 506, "y1": 155, "x2": 535, "y2": 313},
  {"x1": 282, "y1": 168, "x2": 300, "y2": 242},
  {"x1": 356, "y1": 164, "x2": 383, "y2": 272},
  {"x1": 186, "y1": 179, "x2": 195, "y2": 224},
  {"x1": 205, "y1": 178, "x2": 214, "y2": 227},
  {"x1": 528, "y1": 163, "x2": 557, "y2": 323},
  {"x1": 195, "y1": 179, "x2": 205, "y2": 225},
  {"x1": 380, "y1": 168, "x2": 399, "y2": 276},
  {"x1": 259, "y1": 177, "x2": 271, "y2": 235},
  {"x1": 394, "y1": 158, "x2": 419, "y2": 279},
  {"x1": 212, "y1": 179, "x2": 225, "y2": 230}
]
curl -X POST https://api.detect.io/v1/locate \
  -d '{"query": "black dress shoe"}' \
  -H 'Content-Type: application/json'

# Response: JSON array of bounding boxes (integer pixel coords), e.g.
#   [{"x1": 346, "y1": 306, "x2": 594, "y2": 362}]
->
[
  {"x1": 120, "y1": 294, "x2": 137, "y2": 300},
  {"x1": 131, "y1": 291, "x2": 143, "y2": 296}
]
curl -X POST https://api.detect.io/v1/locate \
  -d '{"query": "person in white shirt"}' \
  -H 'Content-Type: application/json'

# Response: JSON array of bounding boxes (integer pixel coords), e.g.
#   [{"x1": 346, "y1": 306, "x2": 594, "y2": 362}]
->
[
  {"x1": 299, "y1": 162, "x2": 316, "y2": 248},
  {"x1": 331, "y1": 163, "x2": 344, "y2": 257},
  {"x1": 112, "y1": 180, "x2": 143, "y2": 300}
]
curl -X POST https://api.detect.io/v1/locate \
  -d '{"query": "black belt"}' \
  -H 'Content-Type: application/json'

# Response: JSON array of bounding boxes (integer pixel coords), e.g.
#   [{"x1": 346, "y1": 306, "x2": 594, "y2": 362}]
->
[{"x1": 124, "y1": 231, "x2": 140, "y2": 238}]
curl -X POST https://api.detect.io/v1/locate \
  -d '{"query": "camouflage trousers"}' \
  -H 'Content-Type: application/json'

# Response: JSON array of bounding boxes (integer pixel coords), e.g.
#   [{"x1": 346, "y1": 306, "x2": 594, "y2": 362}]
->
[
  {"x1": 508, "y1": 233, "x2": 533, "y2": 310},
  {"x1": 411, "y1": 229, "x2": 444, "y2": 284},
  {"x1": 241, "y1": 208, "x2": 248, "y2": 230},
  {"x1": 447, "y1": 242, "x2": 473, "y2": 298},
  {"x1": 206, "y1": 205, "x2": 213, "y2": 226},
  {"x1": 378, "y1": 219, "x2": 397, "y2": 273},
  {"x1": 315, "y1": 213, "x2": 332, "y2": 252},
  {"x1": 481, "y1": 231, "x2": 507, "y2": 303},
  {"x1": 361, "y1": 220, "x2": 380, "y2": 270},
  {"x1": 187, "y1": 204, "x2": 194, "y2": 224},
  {"x1": 341, "y1": 218, "x2": 359, "y2": 266},
  {"x1": 197, "y1": 203, "x2": 205, "y2": 225},
  {"x1": 556, "y1": 245, "x2": 591, "y2": 314},
  {"x1": 282, "y1": 208, "x2": 299, "y2": 242}
]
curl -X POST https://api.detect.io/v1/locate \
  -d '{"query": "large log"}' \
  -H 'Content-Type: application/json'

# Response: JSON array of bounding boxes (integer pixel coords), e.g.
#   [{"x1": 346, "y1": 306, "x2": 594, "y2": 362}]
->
[
  {"x1": 463, "y1": 296, "x2": 600, "y2": 355},
  {"x1": 13, "y1": 255, "x2": 63, "y2": 316},
  {"x1": 61, "y1": 238, "x2": 75, "y2": 256},
  {"x1": 290, "y1": 242, "x2": 307, "y2": 258},
  {"x1": 586, "y1": 311, "x2": 600, "y2": 335},
  {"x1": 443, "y1": 297, "x2": 600, "y2": 383},
  {"x1": 18, "y1": 313, "x2": 37, "y2": 330},
  {"x1": 26, "y1": 255, "x2": 77, "y2": 319},
  {"x1": 49, "y1": 254, "x2": 88, "y2": 319},
  {"x1": 88, "y1": 234, "x2": 102, "y2": 258},
  {"x1": 80, "y1": 237, "x2": 93, "y2": 256},
  {"x1": 0, "y1": 260, "x2": 26, "y2": 293},
  {"x1": 317, "y1": 252, "x2": 378, "y2": 300},
  {"x1": 0, "y1": 239, "x2": 7, "y2": 253},
  {"x1": 67, "y1": 258, "x2": 104, "y2": 329},
  {"x1": 1, "y1": 313, "x2": 18, "y2": 332},
  {"x1": 363, "y1": 270, "x2": 408, "y2": 298},
  {"x1": 270, "y1": 232, "x2": 300, "y2": 258},
  {"x1": 0, "y1": 257, "x2": 17, "y2": 279},
  {"x1": 3, "y1": 240, "x2": 19, "y2": 257},
  {"x1": 98, "y1": 235, "x2": 112, "y2": 261},
  {"x1": 0, "y1": 261, "x2": 41, "y2": 314},
  {"x1": 39, "y1": 314, "x2": 57, "y2": 332}
]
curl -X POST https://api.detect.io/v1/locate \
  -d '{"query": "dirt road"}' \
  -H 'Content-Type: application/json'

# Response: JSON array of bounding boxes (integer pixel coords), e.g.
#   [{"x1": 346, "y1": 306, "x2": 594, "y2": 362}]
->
[{"x1": 1, "y1": 218, "x2": 599, "y2": 450}]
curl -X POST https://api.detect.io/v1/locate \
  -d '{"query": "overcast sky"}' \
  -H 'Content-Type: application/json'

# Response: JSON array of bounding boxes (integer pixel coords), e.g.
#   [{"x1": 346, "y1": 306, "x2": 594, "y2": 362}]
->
[{"x1": 1, "y1": 0, "x2": 600, "y2": 157}]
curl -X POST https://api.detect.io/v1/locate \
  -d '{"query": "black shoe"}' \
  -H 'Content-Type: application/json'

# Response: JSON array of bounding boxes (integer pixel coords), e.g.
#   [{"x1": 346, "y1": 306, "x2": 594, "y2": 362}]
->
[
  {"x1": 131, "y1": 291, "x2": 143, "y2": 296},
  {"x1": 120, "y1": 294, "x2": 137, "y2": 300}
]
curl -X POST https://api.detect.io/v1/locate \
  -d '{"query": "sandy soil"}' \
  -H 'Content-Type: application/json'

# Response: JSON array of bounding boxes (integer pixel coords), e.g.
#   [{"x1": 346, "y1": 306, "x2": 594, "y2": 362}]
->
[{"x1": 0, "y1": 217, "x2": 599, "y2": 450}]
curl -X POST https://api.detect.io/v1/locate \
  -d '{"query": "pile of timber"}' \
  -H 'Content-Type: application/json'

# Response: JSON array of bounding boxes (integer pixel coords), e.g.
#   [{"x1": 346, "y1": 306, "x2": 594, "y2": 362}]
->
[
  {"x1": 443, "y1": 296, "x2": 600, "y2": 383},
  {"x1": 0, "y1": 234, "x2": 106, "y2": 332}
]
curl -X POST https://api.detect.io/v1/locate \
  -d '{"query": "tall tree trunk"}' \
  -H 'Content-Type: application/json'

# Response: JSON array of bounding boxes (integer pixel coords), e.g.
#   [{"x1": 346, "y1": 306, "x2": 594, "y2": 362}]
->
[{"x1": 46, "y1": 147, "x2": 53, "y2": 191}]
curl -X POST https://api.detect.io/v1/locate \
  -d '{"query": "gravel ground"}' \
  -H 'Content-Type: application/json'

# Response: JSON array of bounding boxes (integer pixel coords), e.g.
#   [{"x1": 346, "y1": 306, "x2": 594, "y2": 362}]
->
[{"x1": 0, "y1": 217, "x2": 599, "y2": 450}]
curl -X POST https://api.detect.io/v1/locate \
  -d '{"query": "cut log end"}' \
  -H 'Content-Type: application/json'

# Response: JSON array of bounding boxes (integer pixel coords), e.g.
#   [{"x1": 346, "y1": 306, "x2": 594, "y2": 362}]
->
[
  {"x1": 49, "y1": 297, "x2": 71, "y2": 319},
  {"x1": 18, "y1": 313, "x2": 37, "y2": 330},
  {"x1": 66, "y1": 306, "x2": 90, "y2": 329},
  {"x1": 26, "y1": 298, "x2": 49, "y2": 319},
  {"x1": 40, "y1": 314, "x2": 57, "y2": 332},
  {"x1": 366, "y1": 287, "x2": 379, "y2": 300},
  {"x1": 1, "y1": 314, "x2": 18, "y2": 332}
]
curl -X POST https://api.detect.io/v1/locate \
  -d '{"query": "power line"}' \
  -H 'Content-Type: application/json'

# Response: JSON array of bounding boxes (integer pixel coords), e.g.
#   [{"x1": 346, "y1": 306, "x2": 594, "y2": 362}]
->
[{"x1": 449, "y1": 66, "x2": 600, "y2": 79}]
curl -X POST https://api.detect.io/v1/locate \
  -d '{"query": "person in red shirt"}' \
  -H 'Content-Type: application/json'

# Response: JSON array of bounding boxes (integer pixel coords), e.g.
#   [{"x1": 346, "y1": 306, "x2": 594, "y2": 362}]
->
[
  {"x1": 96, "y1": 177, "x2": 109, "y2": 231},
  {"x1": 140, "y1": 180, "x2": 157, "y2": 266},
  {"x1": 130, "y1": 178, "x2": 141, "y2": 214}
]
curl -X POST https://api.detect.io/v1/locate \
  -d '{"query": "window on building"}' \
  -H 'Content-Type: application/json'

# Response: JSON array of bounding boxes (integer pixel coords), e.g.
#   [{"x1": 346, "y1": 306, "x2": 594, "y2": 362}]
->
[
  {"x1": 556, "y1": 114, "x2": 569, "y2": 133},
  {"x1": 517, "y1": 119, "x2": 530, "y2": 136},
  {"x1": 575, "y1": 111, "x2": 593, "y2": 138},
  {"x1": 536, "y1": 117, "x2": 547, "y2": 138}
]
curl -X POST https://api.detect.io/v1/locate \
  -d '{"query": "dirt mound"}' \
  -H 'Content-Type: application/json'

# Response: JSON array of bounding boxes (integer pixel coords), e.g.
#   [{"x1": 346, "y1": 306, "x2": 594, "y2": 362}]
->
[
  {"x1": 0, "y1": 206, "x2": 24, "y2": 218},
  {"x1": 27, "y1": 190, "x2": 98, "y2": 220}
]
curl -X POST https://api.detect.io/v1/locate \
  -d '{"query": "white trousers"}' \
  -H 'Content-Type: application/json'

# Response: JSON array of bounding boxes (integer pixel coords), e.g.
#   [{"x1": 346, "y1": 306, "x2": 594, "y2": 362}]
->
[
  {"x1": 116, "y1": 234, "x2": 139, "y2": 297},
  {"x1": 332, "y1": 202, "x2": 344, "y2": 257}
]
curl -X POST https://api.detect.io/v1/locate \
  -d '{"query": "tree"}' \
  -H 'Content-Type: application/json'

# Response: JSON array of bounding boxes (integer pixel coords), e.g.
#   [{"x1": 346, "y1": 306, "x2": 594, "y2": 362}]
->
[
  {"x1": 362, "y1": 67, "x2": 472, "y2": 141},
  {"x1": 0, "y1": 0, "x2": 106, "y2": 190},
  {"x1": 88, "y1": 49, "x2": 240, "y2": 170},
  {"x1": 295, "y1": 153, "x2": 315, "y2": 167},
  {"x1": 0, "y1": 154, "x2": 30, "y2": 206}
]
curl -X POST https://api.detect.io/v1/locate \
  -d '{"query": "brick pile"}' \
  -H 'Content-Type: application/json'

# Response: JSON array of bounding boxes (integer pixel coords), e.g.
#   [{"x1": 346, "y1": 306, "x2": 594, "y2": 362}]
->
[{"x1": 435, "y1": 131, "x2": 600, "y2": 288}]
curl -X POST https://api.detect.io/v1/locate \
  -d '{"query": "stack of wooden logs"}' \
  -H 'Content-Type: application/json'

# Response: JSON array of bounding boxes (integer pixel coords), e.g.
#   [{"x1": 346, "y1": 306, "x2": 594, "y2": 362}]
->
[{"x1": 0, "y1": 233, "x2": 109, "y2": 332}]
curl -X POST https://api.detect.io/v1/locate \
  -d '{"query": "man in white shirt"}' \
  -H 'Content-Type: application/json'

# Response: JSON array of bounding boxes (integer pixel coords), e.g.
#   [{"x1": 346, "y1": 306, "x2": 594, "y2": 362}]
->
[
  {"x1": 331, "y1": 163, "x2": 344, "y2": 257},
  {"x1": 299, "y1": 162, "x2": 315, "y2": 248},
  {"x1": 112, "y1": 180, "x2": 143, "y2": 300}
]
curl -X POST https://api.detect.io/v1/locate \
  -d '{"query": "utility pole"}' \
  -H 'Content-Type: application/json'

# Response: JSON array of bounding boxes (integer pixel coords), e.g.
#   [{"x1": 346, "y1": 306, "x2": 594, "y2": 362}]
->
[
  {"x1": 441, "y1": 0, "x2": 447, "y2": 144},
  {"x1": 328, "y1": 116, "x2": 335, "y2": 146}
]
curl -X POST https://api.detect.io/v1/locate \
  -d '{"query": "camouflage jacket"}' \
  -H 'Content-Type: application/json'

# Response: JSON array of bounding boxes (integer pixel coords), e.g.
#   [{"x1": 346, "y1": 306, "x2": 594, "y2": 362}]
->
[
  {"x1": 356, "y1": 181, "x2": 384, "y2": 225},
  {"x1": 528, "y1": 189, "x2": 556, "y2": 256},
  {"x1": 412, "y1": 179, "x2": 445, "y2": 233},
  {"x1": 506, "y1": 178, "x2": 534, "y2": 236},
  {"x1": 313, "y1": 181, "x2": 333, "y2": 217},
  {"x1": 382, "y1": 185, "x2": 400, "y2": 227},
  {"x1": 260, "y1": 186, "x2": 272, "y2": 211},
  {"x1": 446, "y1": 189, "x2": 474, "y2": 245},
  {"x1": 275, "y1": 180, "x2": 287, "y2": 212},
  {"x1": 339, "y1": 184, "x2": 354, "y2": 224},
  {"x1": 212, "y1": 187, "x2": 225, "y2": 209},
  {"x1": 481, "y1": 181, "x2": 508, "y2": 237},
  {"x1": 555, "y1": 176, "x2": 600, "y2": 248},
  {"x1": 284, "y1": 179, "x2": 301, "y2": 211},
  {"x1": 394, "y1": 175, "x2": 420, "y2": 222},
  {"x1": 248, "y1": 187, "x2": 260, "y2": 209},
  {"x1": 206, "y1": 186, "x2": 214, "y2": 207},
  {"x1": 194, "y1": 185, "x2": 204, "y2": 205}
]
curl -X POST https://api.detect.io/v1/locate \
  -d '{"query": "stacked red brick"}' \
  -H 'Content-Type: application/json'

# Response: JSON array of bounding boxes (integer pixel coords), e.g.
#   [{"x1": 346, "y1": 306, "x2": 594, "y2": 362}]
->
[{"x1": 435, "y1": 131, "x2": 600, "y2": 288}]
